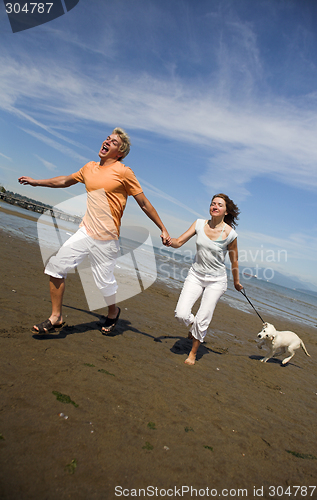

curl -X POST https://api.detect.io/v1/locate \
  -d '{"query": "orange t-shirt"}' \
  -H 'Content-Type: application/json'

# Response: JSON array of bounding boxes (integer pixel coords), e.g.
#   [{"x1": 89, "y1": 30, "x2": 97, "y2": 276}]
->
[{"x1": 72, "y1": 161, "x2": 143, "y2": 240}]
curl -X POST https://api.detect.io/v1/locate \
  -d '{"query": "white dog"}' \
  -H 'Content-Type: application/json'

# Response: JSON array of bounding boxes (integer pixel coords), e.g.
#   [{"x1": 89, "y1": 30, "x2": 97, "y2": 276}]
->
[{"x1": 257, "y1": 322, "x2": 310, "y2": 365}]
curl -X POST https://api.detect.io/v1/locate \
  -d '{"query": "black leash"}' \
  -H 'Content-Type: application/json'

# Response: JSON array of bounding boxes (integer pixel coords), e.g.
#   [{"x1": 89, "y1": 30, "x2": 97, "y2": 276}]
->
[{"x1": 240, "y1": 287, "x2": 265, "y2": 324}]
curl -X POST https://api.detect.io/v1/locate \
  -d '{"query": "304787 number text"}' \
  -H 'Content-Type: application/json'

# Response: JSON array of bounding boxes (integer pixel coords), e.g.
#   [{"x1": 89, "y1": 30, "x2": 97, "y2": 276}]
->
[{"x1": 5, "y1": 3, "x2": 54, "y2": 14}]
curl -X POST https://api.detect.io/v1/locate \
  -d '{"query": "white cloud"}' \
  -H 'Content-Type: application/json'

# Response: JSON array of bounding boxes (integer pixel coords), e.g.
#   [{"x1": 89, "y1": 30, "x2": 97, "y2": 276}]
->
[
  {"x1": 44, "y1": 26, "x2": 115, "y2": 56},
  {"x1": 239, "y1": 229, "x2": 317, "y2": 266},
  {"x1": 138, "y1": 177, "x2": 204, "y2": 218},
  {"x1": 9, "y1": 107, "x2": 95, "y2": 154},
  {"x1": 34, "y1": 154, "x2": 58, "y2": 172},
  {"x1": 21, "y1": 128, "x2": 89, "y2": 163},
  {"x1": 0, "y1": 152, "x2": 12, "y2": 161},
  {"x1": 1, "y1": 51, "x2": 317, "y2": 199}
]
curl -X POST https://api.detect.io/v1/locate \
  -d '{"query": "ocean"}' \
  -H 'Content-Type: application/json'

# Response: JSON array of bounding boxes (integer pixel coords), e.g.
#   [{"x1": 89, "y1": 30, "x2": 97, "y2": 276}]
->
[{"x1": 1, "y1": 199, "x2": 316, "y2": 329}]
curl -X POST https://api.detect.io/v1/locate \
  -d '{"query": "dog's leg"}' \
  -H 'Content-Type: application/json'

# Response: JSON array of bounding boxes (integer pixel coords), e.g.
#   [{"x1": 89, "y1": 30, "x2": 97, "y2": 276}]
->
[
  {"x1": 273, "y1": 347, "x2": 286, "y2": 358},
  {"x1": 257, "y1": 339, "x2": 265, "y2": 350},
  {"x1": 261, "y1": 348, "x2": 273, "y2": 363},
  {"x1": 282, "y1": 347, "x2": 295, "y2": 365},
  {"x1": 281, "y1": 353, "x2": 295, "y2": 365}
]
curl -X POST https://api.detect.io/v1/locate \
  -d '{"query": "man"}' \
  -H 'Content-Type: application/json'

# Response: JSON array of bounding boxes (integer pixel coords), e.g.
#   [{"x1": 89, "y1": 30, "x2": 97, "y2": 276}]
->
[{"x1": 18, "y1": 127, "x2": 170, "y2": 334}]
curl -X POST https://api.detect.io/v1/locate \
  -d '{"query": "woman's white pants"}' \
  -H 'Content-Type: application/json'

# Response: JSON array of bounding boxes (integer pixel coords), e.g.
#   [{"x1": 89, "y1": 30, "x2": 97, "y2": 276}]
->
[{"x1": 175, "y1": 267, "x2": 227, "y2": 342}]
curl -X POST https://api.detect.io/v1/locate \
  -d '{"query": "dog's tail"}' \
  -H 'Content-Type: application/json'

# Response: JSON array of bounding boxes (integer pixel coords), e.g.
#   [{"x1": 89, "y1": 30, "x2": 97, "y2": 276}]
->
[{"x1": 301, "y1": 341, "x2": 311, "y2": 357}]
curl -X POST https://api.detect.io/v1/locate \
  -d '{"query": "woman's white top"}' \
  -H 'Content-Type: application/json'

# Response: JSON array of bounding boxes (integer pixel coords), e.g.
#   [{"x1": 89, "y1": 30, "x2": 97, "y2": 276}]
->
[{"x1": 192, "y1": 219, "x2": 238, "y2": 277}]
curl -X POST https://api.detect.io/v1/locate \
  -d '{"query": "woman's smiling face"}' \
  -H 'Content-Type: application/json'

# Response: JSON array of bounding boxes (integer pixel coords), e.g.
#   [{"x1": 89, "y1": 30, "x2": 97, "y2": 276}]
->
[{"x1": 210, "y1": 197, "x2": 227, "y2": 218}]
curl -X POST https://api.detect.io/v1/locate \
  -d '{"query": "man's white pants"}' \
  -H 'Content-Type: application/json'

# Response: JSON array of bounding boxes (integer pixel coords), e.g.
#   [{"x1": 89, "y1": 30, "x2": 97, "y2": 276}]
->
[
  {"x1": 45, "y1": 227, "x2": 120, "y2": 299},
  {"x1": 175, "y1": 267, "x2": 227, "y2": 342}
]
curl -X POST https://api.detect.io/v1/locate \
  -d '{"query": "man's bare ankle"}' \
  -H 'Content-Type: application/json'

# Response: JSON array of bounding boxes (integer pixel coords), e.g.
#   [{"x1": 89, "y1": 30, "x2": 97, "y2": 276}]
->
[{"x1": 49, "y1": 314, "x2": 63, "y2": 325}]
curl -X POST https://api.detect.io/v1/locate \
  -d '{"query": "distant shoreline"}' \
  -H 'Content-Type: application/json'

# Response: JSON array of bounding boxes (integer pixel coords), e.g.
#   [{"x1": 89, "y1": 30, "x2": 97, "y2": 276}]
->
[{"x1": 0, "y1": 192, "x2": 82, "y2": 224}]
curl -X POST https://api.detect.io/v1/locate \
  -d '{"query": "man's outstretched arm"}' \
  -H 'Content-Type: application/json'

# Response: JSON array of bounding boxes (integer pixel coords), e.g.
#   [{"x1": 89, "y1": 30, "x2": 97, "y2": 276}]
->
[
  {"x1": 18, "y1": 174, "x2": 78, "y2": 188},
  {"x1": 134, "y1": 192, "x2": 171, "y2": 245}
]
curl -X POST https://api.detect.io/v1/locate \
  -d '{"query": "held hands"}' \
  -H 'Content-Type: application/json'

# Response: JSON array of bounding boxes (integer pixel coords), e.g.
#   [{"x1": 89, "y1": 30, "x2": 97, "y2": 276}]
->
[
  {"x1": 161, "y1": 236, "x2": 183, "y2": 248},
  {"x1": 166, "y1": 238, "x2": 179, "y2": 248},
  {"x1": 160, "y1": 229, "x2": 172, "y2": 246}
]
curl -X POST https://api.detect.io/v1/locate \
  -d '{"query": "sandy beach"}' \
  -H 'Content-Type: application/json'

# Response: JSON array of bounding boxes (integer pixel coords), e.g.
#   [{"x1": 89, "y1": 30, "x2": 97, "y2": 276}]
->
[{"x1": 0, "y1": 230, "x2": 316, "y2": 499}]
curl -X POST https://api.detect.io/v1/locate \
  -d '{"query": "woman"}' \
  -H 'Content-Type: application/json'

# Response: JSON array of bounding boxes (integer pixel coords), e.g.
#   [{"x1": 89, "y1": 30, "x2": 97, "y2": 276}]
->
[{"x1": 169, "y1": 194, "x2": 243, "y2": 365}]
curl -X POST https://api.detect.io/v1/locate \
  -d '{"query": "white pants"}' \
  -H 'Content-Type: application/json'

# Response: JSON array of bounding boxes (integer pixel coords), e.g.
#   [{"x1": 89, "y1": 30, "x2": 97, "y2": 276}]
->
[
  {"x1": 45, "y1": 227, "x2": 120, "y2": 298},
  {"x1": 175, "y1": 267, "x2": 227, "y2": 342}
]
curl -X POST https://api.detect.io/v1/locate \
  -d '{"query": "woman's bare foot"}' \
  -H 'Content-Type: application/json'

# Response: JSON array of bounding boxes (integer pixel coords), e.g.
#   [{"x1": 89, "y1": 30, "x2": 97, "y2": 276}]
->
[
  {"x1": 184, "y1": 351, "x2": 196, "y2": 365},
  {"x1": 184, "y1": 338, "x2": 200, "y2": 365}
]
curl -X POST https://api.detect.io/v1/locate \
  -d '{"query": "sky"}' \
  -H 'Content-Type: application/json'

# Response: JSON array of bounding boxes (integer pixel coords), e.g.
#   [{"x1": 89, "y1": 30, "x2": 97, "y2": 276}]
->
[{"x1": 0, "y1": 0, "x2": 317, "y2": 289}]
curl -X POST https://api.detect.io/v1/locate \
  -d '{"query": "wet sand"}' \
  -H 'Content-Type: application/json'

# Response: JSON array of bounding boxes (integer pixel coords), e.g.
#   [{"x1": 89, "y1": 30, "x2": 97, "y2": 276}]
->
[{"x1": 0, "y1": 231, "x2": 316, "y2": 499}]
